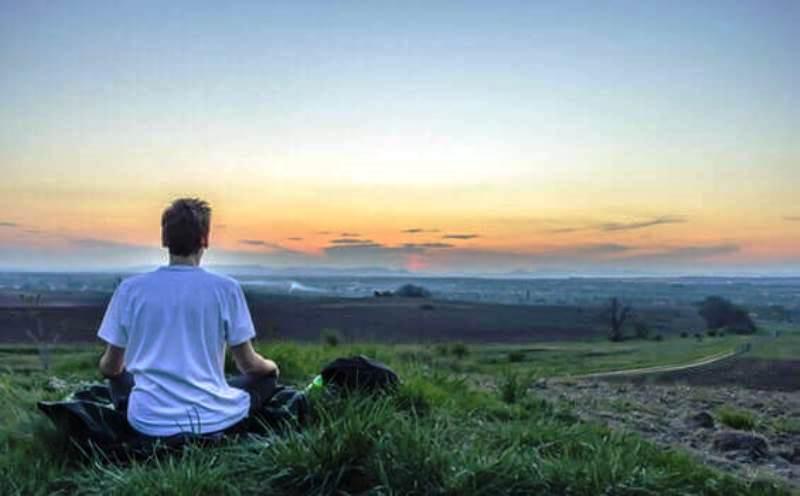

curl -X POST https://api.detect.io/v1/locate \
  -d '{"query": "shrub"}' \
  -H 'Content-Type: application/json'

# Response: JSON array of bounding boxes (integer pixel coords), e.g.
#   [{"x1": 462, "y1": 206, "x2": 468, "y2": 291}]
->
[
  {"x1": 652, "y1": 334, "x2": 664, "y2": 342},
  {"x1": 706, "y1": 329, "x2": 718, "y2": 337},
  {"x1": 320, "y1": 328, "x2": 343, "y2": 347},
  {"x1": 508, "y1": 351, "x2": 525, "y2": 363},
  {"x1": 634, "y1": 321, "x2": 650, "y2": 339},
  {"x1": 680, "y1": 331, "x2": 689, "y2": 338},
  {"x1": 498, "y1": 370, "x2": 528, "y2": 404},
  {"x1": 394, "y1": 284, "x2": 431, "y2": 298},
  {"x1": 450, "y1": 342, "x2": 469, "y2": 359},
  {"x1": 718, "y1": 407, "x2": 756, "y2": 430},
  {"x1": 694, "y1": 333, "x2": 703, "y2": 341},
  {"x1": 433, "y1": 343, "x2": 448, "y2": 356}
]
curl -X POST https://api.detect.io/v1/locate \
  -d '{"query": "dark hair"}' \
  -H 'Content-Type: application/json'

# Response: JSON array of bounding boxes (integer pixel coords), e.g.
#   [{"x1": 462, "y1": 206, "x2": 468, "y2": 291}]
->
[{"x1": 161, "y1": 198, "x2": 211, "y2": 256}]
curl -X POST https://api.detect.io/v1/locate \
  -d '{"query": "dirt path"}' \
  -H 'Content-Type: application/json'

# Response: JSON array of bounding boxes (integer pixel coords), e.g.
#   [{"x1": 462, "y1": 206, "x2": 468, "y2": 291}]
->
[{"x1": 574, "y1": 347, "x2": 744, "y2": 380}]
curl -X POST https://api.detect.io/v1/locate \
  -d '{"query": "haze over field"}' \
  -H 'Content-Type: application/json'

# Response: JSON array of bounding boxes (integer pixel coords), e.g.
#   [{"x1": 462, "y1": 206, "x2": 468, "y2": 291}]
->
[{"x1": 1, "y1": 1, "x2": 798, "y2": 274}]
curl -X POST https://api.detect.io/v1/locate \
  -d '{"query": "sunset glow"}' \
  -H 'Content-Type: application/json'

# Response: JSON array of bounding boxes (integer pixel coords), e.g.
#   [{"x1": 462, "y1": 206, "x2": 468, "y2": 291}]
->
[{"x1": 1, "y1": 1, "x2": 797, "y2": 274}]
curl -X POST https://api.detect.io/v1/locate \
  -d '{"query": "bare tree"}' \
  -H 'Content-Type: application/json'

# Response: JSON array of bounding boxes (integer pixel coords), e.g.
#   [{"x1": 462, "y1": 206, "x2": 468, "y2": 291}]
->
[
  {"x1": 606, "y1": 297, "x2": 632, "y2": 342},
  {"x1": 21, "y1": 293, "x2": 60, "y2": 370}
]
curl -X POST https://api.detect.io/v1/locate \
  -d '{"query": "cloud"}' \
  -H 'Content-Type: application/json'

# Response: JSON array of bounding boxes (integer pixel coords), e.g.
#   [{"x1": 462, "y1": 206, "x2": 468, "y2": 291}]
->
[
  {"x1": 442, "y1": 233, "x2": 480, "y2": 240},
  {"x1": 548, "y1": 215, "x2": 687, "y2": 234},
  {"x1": 70, "y1": 238, "x2": 151, "y2": 250},
  {"x1": 315, "y1": 231, "x2": 332, "y2": 235},
  {"x1": 330, "y1": 238, "x2": 374, "y2": 245},
  {"x1": 417, "y1": 243, "x2": 634, "y2": 271},
  {"x1": 287, "y1": 237, "x2": 304, "y2": 241},
  {"x1": 402, "y1": 228, "x2": 440, "y2": 234},
  {"x1": 322, "y1": 242, "x2": 631, "y2": 269},
  {"x1": 628, "y1": 243, "x2": 739, "y2": 263},
  {"x1": 238, "y1": 239, "x2": 302, "y2": 255},
  {"x1": 557, "y1": 243, "x2": 632, "y2": 256},
  {"x1": 339, "y1": 232, "x2": 360, "y2": 237},
  {"x1": 414, "y1": 242, "x2": 741, "y2": 273},
  {"x1": 546, "y1": 227, "x2": 583, "y2": 234},
  {"x1": 402, "y1": 242, "x2": 454, "y2": 249},
  {"x1": 785, "y1": 216, "x2": 800, "y2": 222},
  {"x1": 0, "y1": 222, "x2": 19, "y2": 228},
  {"x1": 323, "y1": 242, "x2": 424, "y2": 267},
  {"x1": 598, "y1": 216, "x2": 687, "y2": 232},
  {"x1": 324, "y1": 243, "x2": 392, "y2": 252}
]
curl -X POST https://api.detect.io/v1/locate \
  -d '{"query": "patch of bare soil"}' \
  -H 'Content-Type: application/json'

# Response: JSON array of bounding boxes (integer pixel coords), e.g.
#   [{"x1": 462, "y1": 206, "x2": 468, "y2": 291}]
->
[{"x1": 540, "y1": 379, "x2": 800, "y2": 489}]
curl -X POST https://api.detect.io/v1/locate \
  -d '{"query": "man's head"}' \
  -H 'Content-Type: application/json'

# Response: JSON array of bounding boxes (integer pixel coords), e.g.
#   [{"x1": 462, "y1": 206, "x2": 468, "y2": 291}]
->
[{"x1": 161, "y1": 198, "x2": 212, "y2": 257}]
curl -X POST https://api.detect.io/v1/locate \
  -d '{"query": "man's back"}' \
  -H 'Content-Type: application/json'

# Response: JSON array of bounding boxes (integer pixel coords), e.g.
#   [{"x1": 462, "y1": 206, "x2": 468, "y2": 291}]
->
[{"x1": 98, "y1": 265, "x2": 256, "y2": 436}]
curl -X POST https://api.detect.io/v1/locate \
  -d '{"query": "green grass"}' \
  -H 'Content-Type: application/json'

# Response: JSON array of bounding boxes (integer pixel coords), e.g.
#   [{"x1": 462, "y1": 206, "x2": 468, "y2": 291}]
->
[
  {"x1": 717, "y1": 407, "x2": 757, "y2": 431},
  {"x1": 0, "y1": 340, "x2": 792, "y2": 495}
]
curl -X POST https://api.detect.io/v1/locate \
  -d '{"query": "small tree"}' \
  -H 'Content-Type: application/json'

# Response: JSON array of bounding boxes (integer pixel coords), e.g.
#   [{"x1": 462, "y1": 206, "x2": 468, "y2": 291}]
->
[
  {"x1": 450, "y1": 342, "x2": 469, "y2": 359},
  {"x1": 606, "y1": 297, "x2": 632, "y2": 342},
  {"x1": 697, "y1": 296, "x2": 756, "y2": 334},
  {"x1": 321, "y1": 328, "x2": 343, "y2": 347},
  {"x1": 395, "y1": 284, "x2": 432, "y2": 298}
]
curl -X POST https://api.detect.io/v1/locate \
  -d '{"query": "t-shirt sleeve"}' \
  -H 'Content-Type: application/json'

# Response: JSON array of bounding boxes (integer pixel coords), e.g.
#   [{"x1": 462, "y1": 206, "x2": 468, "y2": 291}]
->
[
  {"x1": 97, "y1": 285, "x2": 128, "y2": 348},
  {"x1": 225, "y1": 282, "x2": 256, "y2": 346}
]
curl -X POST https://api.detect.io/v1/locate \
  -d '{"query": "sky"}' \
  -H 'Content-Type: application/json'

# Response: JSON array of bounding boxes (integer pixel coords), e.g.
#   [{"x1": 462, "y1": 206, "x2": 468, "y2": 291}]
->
[{"x1": 0, "y1": 1, "x2": 798, "y2": 274}]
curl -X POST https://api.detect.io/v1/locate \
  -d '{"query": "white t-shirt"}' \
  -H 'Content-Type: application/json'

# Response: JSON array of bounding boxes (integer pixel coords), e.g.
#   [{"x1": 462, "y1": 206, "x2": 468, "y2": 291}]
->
[{"x1": 97, "y1": 265, "x2": 256, "y2": 437}]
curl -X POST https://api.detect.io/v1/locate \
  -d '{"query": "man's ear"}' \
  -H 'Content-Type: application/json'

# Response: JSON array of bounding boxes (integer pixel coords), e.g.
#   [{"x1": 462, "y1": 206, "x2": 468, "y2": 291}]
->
[
  {"x1": 161, "y1": 230, "x2": 168, "y2": 248},
  {"x1": 201, "y1": 233, "x2": 209, "y2": 248}
]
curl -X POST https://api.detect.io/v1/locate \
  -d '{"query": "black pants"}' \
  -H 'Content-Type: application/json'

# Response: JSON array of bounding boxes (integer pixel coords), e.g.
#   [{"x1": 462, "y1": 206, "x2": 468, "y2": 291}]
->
[{"x1": 108, "y1": 371, "x2": 278, "y2": 421}]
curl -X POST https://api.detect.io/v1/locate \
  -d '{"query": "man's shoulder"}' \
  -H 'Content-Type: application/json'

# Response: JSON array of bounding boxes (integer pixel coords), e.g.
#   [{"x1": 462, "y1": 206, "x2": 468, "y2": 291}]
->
[
  {"x1": 115, "y1": 272, "x2": 149, "y2": 291},
  {"x1": 198, "y1": 269, "x2": 242, "y2": 291}
]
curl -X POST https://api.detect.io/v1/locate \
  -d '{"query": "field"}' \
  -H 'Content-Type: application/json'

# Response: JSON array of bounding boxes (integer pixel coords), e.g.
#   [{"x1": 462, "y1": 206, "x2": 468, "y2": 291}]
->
[
  {"x1": 1, "y1": 274, "x2": 798, "y2": 494},
  {"x1": 2, "y1": 331, "x2": 797, "y2": 495}
]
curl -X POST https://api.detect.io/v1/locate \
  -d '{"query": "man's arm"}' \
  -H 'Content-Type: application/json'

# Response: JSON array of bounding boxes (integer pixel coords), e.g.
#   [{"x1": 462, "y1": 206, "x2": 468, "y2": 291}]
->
[
  {"x1": 230, "y1": 341, "x2": 279, "y2": 377},
  {"x1": 99, "y1": 344, "x2": 126, "y2": 378}
]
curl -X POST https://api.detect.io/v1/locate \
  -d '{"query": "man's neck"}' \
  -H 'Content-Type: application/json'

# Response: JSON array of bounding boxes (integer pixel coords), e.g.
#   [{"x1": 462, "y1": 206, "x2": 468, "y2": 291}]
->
[{"x1": 169, "y1": 253, "x2": 202, "y2": 267}]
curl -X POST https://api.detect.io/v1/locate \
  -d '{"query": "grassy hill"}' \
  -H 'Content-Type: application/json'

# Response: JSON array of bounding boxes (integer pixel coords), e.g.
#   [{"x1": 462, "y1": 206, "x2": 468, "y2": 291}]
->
[{"x1": 0, "y1": 337, "x2": 792, "y2": 495}]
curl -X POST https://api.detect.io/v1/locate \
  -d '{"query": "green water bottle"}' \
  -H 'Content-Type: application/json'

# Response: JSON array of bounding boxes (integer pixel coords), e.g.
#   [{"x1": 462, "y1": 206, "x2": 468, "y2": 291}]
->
[{"x1": 305, "y1": 374, "x2": 324, "y2": 393}]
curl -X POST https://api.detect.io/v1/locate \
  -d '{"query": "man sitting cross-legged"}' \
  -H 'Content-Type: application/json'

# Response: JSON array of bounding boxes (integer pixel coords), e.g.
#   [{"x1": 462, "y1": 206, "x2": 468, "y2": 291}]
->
[{"x1": 97, "y1": 197, "x2": 279, "y2": 438}]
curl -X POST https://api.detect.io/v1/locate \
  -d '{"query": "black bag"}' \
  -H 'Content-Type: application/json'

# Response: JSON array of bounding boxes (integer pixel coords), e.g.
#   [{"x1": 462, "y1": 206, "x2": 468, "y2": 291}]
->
[{"x1": 321, "y1": 355, "x2": 399, "y2": 392}]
